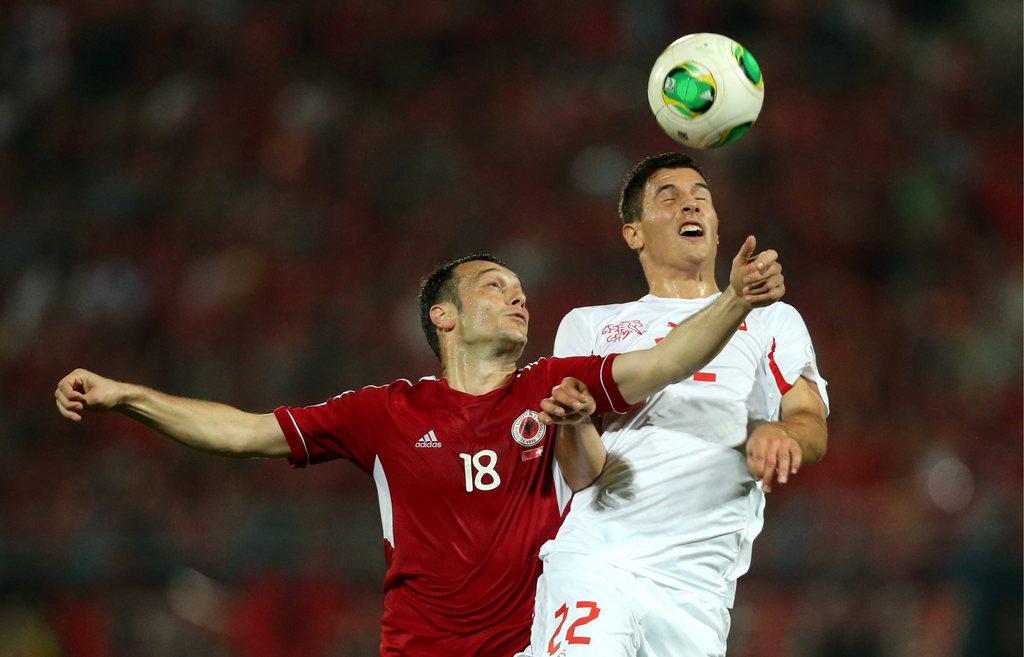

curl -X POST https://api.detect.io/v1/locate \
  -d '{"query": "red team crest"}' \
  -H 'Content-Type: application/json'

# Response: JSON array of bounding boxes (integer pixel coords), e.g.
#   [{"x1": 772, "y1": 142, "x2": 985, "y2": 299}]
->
[
  {"x1": 601, "y1": 320, "x2": 645, "y2": 343},
  {"x1": 511, "y1": 409, "x2": 546, "y2": 447}
]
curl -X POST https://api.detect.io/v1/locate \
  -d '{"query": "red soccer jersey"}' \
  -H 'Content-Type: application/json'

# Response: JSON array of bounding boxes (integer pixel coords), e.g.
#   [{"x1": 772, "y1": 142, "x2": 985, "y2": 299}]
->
[{"x1": 273, "y1": 354, "x2": 633, "y2": 657}]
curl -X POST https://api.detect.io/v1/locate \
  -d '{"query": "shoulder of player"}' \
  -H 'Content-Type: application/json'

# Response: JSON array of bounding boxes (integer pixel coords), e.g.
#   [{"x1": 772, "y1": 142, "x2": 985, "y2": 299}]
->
[
  {"x1": 744, "y1": 302, "x2": 814, "y2": 352},
  {"x1": 747, "y1": 301, "x2": 804, "y2": 328},
  {"x1": 399, "y1": 375, "x2": 447, "y2": 393},
  {"x1": 517, "y1": 357, "x2": 554, "y2": 375},
  {"x1": 327, "y1": 377, "x2": 425, "y2": 400},
  {"x1": 561, "y1": 302, "x2": 635, "y2": 327},
  {"x1": 516, "y1": 355, "x2": 595, "y2": 379}
]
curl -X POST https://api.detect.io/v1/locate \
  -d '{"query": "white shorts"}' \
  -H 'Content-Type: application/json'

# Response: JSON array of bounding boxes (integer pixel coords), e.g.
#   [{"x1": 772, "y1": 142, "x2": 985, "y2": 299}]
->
[{"x1": 517, "y1": 552, "x2": 731, "y2": 657}]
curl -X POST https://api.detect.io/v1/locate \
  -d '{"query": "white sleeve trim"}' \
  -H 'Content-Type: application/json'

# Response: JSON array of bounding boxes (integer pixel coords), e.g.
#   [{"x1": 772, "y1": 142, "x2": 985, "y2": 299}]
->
[
  {"x1": 598, "y1": 354, "x2": 628, "y2": 414},
  {"x1": 284, "y1": 408, "x2": 310, "y2": 465}
]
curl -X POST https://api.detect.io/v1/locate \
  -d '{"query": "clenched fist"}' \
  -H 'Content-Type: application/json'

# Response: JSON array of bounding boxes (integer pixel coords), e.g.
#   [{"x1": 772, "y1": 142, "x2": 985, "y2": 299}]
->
[
  {"x1": 54, "y1": 369, "x2": 126, "y2": 421},
  {"x1": 538, "y1": 377, "x2": 597, "y2": 426}
]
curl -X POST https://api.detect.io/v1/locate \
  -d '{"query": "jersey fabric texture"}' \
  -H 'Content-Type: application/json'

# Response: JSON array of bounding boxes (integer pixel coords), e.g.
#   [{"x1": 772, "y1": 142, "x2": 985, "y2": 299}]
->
[
  {"x1": 541, "y1": 294, "x2": 830, "y2": 608},
  {"x1": 273, "y1": 354, "x2": 633, "y2": 657}
]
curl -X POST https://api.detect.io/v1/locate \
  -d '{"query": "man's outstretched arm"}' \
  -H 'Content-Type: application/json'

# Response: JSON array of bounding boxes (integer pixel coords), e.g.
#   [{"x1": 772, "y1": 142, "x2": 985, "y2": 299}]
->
[
  {"x1": 55, "y1": 368, "x2": 289, "y2": 458},
  {"x1": 612, "y1": 235, "x2": 785, "y2": 404}
]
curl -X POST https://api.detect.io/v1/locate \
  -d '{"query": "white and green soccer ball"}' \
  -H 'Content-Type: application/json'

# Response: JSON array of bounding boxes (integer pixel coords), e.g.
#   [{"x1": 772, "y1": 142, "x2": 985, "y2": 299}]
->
[{"x1": 647, "y1": 33, "x2": 764, "y2": 149}]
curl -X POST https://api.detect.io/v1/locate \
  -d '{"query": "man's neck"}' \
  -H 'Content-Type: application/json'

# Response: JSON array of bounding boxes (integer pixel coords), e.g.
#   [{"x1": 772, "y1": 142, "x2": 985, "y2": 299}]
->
[
  {"x1": 441, "y1": 347, "x2": 518, "y2": 395},
  {"x1": 642, "y1": 259, "x2": 720, "y2": 299}
]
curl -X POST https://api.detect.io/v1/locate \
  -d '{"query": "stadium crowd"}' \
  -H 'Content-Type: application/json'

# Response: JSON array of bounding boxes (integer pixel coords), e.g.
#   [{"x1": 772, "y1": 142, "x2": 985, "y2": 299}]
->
[{"x1": 0, "y1": 1, "x2": 1020, "y2": 656}]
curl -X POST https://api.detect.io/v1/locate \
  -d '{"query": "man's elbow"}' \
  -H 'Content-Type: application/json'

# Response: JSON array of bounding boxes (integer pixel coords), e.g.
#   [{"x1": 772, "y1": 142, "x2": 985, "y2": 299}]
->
[
  {"x1": 227, "y1": 413, "x2": 282, "y2": 458},
  {"x1": 567, "y1": 472, "x2": 600, "y2": 493},
  {"x1": 216, "y1": 432, "x2": 257, "y2": 457},
  {"x1": 804, "y1": 425, "x2": 828, "y2": 464}
]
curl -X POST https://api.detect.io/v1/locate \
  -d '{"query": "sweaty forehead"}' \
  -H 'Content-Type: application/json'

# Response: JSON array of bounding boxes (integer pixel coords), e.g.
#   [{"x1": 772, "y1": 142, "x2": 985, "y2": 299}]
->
[
  {"x1": 645, "y1": 167, "x2": 708, "y2": 195},
  {"x1": 455, "y1": 261, "x2": 521, "y2": 286}
]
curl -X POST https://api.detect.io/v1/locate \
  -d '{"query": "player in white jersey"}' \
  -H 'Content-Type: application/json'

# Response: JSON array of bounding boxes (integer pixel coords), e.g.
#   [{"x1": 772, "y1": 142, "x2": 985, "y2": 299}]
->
[{"x1": 520, "y1": 153, "x2": 829, "y2": 657}]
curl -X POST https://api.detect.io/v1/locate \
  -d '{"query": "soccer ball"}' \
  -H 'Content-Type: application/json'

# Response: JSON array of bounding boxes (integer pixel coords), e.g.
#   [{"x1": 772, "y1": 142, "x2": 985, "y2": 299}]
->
[{"x1": 647, "y1": 33, "x2": 764, "y2": 149}]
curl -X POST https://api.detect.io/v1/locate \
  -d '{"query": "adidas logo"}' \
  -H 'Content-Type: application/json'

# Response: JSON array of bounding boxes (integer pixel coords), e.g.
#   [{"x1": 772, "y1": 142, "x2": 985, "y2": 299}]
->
[{"x1": 415, "y1": 430, "x2": 443, "y2": 448}]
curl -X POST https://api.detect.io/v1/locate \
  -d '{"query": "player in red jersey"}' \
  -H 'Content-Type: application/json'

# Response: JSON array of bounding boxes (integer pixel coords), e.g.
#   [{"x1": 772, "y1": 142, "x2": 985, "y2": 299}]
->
[{"x1": 55, "y1": 246, "x2": 784, "y2": 656}]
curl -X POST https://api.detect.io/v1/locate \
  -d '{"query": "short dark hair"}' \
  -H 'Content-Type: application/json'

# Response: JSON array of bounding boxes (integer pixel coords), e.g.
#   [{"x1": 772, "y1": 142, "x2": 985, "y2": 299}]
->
[
  {"x1": 419, "y1": 253, "x2": 508, "y2": 360},
  {"x1": 618, "y1": 152, "x2": 708, "y2": 224}
]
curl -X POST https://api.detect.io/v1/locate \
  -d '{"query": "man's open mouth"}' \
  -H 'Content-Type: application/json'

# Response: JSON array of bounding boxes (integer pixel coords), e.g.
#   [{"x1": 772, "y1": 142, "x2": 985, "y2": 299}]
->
[{"x1": 679, "y1": 222, "x2": 704, "y2": 240}]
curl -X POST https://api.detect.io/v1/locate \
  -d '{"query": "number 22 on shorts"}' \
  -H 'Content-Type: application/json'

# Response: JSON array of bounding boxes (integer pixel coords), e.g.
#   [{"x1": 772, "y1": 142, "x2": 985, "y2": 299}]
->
[{"x1": 548, "y1": 601, "x2": 601, "y2": 655}]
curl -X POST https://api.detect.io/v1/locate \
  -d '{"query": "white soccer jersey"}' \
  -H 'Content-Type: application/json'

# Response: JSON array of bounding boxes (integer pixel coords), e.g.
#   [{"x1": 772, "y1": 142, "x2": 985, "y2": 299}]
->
[{"x1": 542, "y1": 293, "x2": 829, "y2": 608}]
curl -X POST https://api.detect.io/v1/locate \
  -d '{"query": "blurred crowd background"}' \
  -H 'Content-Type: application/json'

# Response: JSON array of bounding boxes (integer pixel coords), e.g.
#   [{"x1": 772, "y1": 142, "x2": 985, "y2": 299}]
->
[{"x1": 1, "y1": 1, "x2": 1021, "y2": 656}]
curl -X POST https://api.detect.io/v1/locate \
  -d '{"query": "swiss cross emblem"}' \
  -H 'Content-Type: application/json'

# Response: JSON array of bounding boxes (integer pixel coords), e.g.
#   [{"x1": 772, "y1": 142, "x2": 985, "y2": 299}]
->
[
  {"x1": 511, "y1": 410, "x2": 546, "y2": 447},
  {"x1": 601, "y1": 320, "x2": 645, "y2": 343}
]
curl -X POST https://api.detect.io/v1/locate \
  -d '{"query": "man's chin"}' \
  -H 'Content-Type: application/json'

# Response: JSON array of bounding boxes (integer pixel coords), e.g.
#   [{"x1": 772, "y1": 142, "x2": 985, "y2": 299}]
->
[
  {"x1": 677, "y1": 244, "x2": 714, "y2": 265},
  {"x1": 499, "y1": 333, "x2": 528, "y2": 359}
]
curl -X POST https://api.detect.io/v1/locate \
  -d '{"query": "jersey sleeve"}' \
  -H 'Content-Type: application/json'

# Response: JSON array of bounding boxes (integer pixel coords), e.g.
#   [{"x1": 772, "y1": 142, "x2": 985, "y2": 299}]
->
[
  {"x1": 748, "y1": 304, "x2": 830, "y2": 422},
  {"x1": 273, "y1": 384, "x2": 391, "y2": 472},
  {"x1": 553, "y1": 309, "x2": 595, "y2": 357},
  {"x1": 540, "y1": 354, "x2": 638, "y2": 415}
]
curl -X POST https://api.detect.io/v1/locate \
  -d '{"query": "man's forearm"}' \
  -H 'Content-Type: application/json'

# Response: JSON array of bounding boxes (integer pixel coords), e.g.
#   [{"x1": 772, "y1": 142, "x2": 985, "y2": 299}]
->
[
  {"x1": 773, "y1": 411, "x2": 828, "y2": 464},
  {"x1": 555, "y1": 421, "x2": 606, "y2": 492},
  {"x1": 118, "y1": 384, "x2": 284, "y2": 457},
  {"x1": 613, "y1": 288, "x2": 751, "y2": 403}
]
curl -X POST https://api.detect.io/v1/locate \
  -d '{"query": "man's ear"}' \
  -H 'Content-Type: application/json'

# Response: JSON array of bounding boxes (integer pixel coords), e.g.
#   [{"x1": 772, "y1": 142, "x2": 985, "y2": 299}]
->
[
  {"x1": 430, "y1": 302, "x2": 457, "y2": 333},
  {"x1": 622, "y1": 222, "x2": 644, "y2": 253}
]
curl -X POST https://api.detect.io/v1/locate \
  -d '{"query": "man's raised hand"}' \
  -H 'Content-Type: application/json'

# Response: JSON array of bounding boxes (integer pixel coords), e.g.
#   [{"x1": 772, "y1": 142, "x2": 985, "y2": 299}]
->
[
  {"x1": 730, "y1": 235, "x2": 785, "y2": 308},
  {"x1": 538, "y1": 377, "x2": 597, "y2": 426},
  {"x1": 55, "y1": 369, "x2": 125, "y2": 421}
]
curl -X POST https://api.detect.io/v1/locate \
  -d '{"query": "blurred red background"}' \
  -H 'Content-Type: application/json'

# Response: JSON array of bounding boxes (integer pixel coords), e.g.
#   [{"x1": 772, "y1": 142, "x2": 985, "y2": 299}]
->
[{"x1": 0, "y1": 1, "x2": 1020, "y2": 656}]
